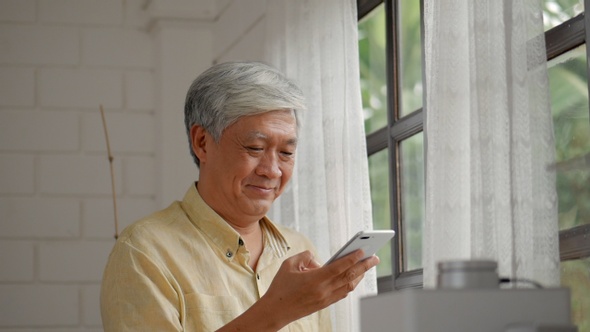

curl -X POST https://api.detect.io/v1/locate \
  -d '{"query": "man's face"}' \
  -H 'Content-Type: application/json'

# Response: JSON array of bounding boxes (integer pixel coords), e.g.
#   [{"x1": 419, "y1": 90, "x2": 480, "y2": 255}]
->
[{"x1": 195, "y1": 110, "x2": 297, "y2": 226}]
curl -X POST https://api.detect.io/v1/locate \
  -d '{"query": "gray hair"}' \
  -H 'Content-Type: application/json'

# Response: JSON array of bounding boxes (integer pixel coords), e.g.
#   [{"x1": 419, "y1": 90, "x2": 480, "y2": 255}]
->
[{"x1": 184, "y1": 61, "x2": 306, "y2": 166}]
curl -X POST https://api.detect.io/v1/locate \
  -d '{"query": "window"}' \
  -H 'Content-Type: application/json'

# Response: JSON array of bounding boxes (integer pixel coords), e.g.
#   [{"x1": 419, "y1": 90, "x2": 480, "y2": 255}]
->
[
  {"x1": 358, "y1": 0, "x2": 425, "y2": 291},
  {"x1": 543, "y1": 1, "x2": 590, "y2": 330},
  {"x1": 358, "y1": 0, "x2": 589, "y2": 329}
]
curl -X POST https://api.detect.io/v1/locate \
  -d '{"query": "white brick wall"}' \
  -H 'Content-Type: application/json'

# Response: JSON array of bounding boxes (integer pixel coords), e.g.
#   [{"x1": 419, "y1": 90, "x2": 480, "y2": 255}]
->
[
  {"x1": 0, "y1": 110, "x2": 79, "y2": 151},
  {"x1": 38, "y1": 68, "x2": 123, "y2": 109},
  {"x1": 0, "y1": 67, "x2": 35, "y2": 106},
  {"x1": 0, "y1": 0, "x2": 267, "y2": 330},
  {"x1": 81, "y1": 112, "x2": 155, "y2": 153},
  {"x1": 0, "y1": 197, "x2": 80, "y2": 237},
  {"x1": 82, "y1": 28, "x2": 153, "y2": 68},
  {"x1": 125, "y1": 71, "x2": 155, "y2": 110},
  {"x1": 38, "y1": 155, "x2": 123, "y2": 195},
  {"x1": 0, "y1": 0, "x2": 36, "y2": 23},
  {"x1": 0, "y1": 241, "x2": 34, "y2": 281},
  {"x1": 212, "y1": 0, "x2": 267, "y2": 60},
  {"x1": 0, "y1": 26, "x2": 80, "y2": 65},
  {"x1": 0, "y1": 155, "x2": 35, "y2": 194},
  {"x1": 38, "y1": 241, "x2": 113, "y2": 282},
  {"x1": 38, "y1": 0, "x2": 123, "y2": 25},
  {"x1": 0, "y1": 285, "x2": 79, "y2": 326}
]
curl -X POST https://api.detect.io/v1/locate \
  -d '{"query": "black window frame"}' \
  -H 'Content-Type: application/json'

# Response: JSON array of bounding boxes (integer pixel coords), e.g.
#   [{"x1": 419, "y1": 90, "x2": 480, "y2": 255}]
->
[{"x1": 358, "y1": 0, "x2": 590, "y2": 294}]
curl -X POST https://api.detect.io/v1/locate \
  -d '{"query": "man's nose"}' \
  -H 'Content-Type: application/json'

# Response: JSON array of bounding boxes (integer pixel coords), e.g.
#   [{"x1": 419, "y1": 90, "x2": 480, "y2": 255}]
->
[{"x1": 256, "y1": 153, "x2": 282, "y2": 178}]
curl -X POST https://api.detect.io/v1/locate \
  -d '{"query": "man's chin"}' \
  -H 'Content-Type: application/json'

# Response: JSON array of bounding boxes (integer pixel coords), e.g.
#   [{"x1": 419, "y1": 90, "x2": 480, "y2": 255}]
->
[{"x1": 244, "y1": 200, "x2": 273, "y2": 217}]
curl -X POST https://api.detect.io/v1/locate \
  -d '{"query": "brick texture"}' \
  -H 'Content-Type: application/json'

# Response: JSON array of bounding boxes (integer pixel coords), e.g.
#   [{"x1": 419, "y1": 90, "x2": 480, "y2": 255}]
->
[
  {"x1": 0, "y1": 26, "x2": 79, "y2": 65},
  {"x1": 0, "y1": 0, "x2": 261, "y2": 330},
  {"x1": 81, "y1": 112, "x2": 155, "y2": 153},
  {"x1": 82, "y1": 197, "x2": 155, "y2": 239},
  {"x1": 0, "y1": 285, "x2": 79, "y2": 326},
  {"x1": 0, "y1": 197, "x2": 80, "y2": 238},
  {"x1": 0, "y1": 67, "x2": 35, "y2": 107},
  {"x1": 38, "y1": 241, "x2": 113, "y2": 282},
  {"x1": 82, "y1": 28, "x2": 153, "y2": 68},
  {"x1": 0, "y1": 155, "x2": 35, "y2": 194},
  {"x1": 0, "y1": 110, "x2": 79, "y2": 151},
  {"x1": 125, "y1": 71, "x2": 155, "y2": 110},
  {"x1": 124, "y1": 156, "x2": 157, "y2": 195},
  {"x1": 38, "y1": 68, "x2": 123, "y2": 109},
  {"x1": 82, "y1": 285, "x2": 102, "y2": 326},
  {"x1": 38, "y1": 155, "x2": 123, "y2": 195},
  {"x1": 0, "y1": 241, "x2": 34, "y2": 281},
  {"x1": 38, "y1": 0, "x2": 123, "y2": 25},
  {"x1": 0, "y1": 0, "x2": 36, "y2": 22}
]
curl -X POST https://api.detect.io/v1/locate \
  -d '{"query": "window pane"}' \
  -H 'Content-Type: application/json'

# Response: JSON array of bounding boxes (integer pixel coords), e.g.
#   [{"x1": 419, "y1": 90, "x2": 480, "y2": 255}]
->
[
  {"x1": 543, "y1": 0, "x2": 584, "y2": 31},
  {"x1": 368, "y1": 149, "x2": 392, "y2": 277},
  {"x1": 399, "y1": 133, "x2": 424, "y2": 271},
  {"x1": 359, "y1": 4, "x2": 387, "y2": 134},
  {"x1": 547, "y1": 45, "x2": 590, "y2": 230},
  {"x1": 560, "y1": 258, "x2": 590, "y2": 331},
  {"x1": 398, "y1": 0, "x2": 423, "y2": 117}
]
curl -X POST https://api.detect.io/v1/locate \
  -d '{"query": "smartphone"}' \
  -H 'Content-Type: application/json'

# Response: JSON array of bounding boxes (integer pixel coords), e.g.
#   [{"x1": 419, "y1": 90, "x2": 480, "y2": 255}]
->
[{"x1": 324, "y1": 230, "x2": 395, "y2": 265}]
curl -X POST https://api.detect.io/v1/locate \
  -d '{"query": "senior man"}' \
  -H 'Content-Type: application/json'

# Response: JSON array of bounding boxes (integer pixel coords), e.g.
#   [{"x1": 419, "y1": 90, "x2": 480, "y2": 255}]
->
[{"x1": 100, "y1": 61, "x2": 379, "y2": 331}]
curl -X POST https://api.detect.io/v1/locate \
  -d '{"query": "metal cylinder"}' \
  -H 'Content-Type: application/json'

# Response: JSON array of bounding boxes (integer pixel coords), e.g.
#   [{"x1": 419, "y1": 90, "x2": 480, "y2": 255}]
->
[{"x1": 437, "y1": 260, "x2": 499, "y2": 289}]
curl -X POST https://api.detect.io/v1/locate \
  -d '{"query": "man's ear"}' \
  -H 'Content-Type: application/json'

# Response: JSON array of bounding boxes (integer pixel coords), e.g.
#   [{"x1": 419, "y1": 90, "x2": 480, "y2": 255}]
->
[{"x1": 190, "y1": 125, "x2": 209, "y2": 164}]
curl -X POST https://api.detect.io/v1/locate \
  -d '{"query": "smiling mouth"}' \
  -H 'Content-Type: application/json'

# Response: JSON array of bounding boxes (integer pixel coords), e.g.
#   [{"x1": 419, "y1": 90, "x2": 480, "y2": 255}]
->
[
  {"x1": 250, "y1": 185, "x2": 273, "y2": 190},
  {"x1": 247, "y1": 184, "x2": 276, "y2": 193}
]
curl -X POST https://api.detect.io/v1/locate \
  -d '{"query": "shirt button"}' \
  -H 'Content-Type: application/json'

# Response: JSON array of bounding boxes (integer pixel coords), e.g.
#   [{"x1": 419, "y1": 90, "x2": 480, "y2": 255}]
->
[{"x1": 226, "y1": 250, "x2": 233, "y2": 258}]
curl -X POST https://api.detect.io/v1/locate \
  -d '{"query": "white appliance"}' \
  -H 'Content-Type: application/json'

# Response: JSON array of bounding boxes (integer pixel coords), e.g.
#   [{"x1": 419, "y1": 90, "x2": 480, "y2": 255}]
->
[{"x1": 360, "y1": 287, "x2": 575, "y2": 332}]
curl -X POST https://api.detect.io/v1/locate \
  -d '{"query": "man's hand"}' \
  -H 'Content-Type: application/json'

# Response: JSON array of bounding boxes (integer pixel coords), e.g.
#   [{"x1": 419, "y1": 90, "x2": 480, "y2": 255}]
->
[
  {"x1": 216, "y1": 249, "x2": 379, "y2": 332},
  {"x1": 262, "y1": 249, "x2": 379, "y2": 328}
]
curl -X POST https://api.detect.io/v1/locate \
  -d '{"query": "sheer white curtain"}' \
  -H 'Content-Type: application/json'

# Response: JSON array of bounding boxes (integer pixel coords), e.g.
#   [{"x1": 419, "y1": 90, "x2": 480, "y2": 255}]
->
[
  {"x1": 264, "y1": 0, "x2": 375, "y2": 331},
  {"x1": 423, "y1": 0, "x2": 560, "y2": 288}
]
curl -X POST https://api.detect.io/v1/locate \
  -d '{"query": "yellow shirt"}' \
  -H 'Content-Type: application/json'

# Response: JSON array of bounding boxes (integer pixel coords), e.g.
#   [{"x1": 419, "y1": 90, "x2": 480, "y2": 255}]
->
[{"x1": 100, "y1": 183, "x2": 332, "y2": 331}]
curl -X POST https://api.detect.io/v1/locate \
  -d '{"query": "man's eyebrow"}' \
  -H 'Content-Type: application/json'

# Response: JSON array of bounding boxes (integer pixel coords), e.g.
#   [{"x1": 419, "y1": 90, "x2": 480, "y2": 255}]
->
[
  {"x1": 285, "y1": 137, "x2": 298, "y2": 146},
  {"x1": 246, "y1": 131, "x2": 267, "y2": 140},
  {"x1": 245, "y1": 131, "x2": 298, "y2": 145}
]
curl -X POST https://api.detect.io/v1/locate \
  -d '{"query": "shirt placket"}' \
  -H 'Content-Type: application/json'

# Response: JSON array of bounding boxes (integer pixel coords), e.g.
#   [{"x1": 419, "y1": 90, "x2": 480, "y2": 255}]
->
[{"x1": 253, "y1": 247, "x2": 278, "y2": 298}]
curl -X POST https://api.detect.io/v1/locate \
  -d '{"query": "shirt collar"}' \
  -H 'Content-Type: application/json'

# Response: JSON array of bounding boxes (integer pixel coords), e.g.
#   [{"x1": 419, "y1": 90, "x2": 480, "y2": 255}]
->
[{"x1": 180, "y1": 183, "x2": 291, "y2": 259}]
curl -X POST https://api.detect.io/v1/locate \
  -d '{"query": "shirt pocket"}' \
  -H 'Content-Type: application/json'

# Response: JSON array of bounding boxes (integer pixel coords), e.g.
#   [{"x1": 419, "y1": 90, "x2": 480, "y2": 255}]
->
[{"x1": 184, "y1": 292, "x2": 241, "y2": 331}]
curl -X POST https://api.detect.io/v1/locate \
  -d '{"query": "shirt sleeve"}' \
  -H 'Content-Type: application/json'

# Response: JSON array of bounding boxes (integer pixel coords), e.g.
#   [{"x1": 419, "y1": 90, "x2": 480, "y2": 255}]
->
[{"x1": 100, "y1": 240, "x2": 183, "y2": 331}]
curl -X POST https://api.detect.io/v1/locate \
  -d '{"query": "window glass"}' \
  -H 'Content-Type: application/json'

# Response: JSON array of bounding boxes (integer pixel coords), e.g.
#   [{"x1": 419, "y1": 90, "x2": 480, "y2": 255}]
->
[
  {"x1": 398, "y1": 0, "x2": 423, "y2": 117},
  {"x1": 368, "y1": 149, "x2": 393, "y2": 277},
  {"x1": 400, "y1": 133, "x2": 424, "y2": 271},
  {"x1": 359, "y1": 4, "x2": 387, "y2": 134},
  {"x1": 549, "y1": 45, "x2": 590, "y2": 332},
  {"x1": 547, "y1": 45, "x2": 590, "y2": 230},
  {"x1": 560, "y1": 257, "x2": 590, "y2": 331},
  {"x1": 543, "y1": 0, "x2": 584, "y2": 31}
]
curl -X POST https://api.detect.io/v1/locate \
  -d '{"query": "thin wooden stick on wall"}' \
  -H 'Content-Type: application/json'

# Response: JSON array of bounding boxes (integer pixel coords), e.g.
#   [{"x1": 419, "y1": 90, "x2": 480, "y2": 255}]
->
[{"x1": 99, "y1": 105, "x2": 119, "y2": 240}]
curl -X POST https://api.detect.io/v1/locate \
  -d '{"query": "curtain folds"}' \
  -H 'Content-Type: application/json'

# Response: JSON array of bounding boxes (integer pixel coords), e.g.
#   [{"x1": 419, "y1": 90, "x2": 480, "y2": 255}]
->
[
  {"x1": 264, "y1": 0, "x2": 375, "y2": 331},
  {"x1": 423, "y1": 0, "x2": 560, "y2": 288}
]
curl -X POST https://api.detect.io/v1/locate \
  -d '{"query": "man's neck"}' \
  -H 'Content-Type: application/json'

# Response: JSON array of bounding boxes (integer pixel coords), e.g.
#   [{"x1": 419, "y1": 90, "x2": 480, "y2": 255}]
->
[{"x1": 231, "y1": 221, "x2": 264, "y2": 270}]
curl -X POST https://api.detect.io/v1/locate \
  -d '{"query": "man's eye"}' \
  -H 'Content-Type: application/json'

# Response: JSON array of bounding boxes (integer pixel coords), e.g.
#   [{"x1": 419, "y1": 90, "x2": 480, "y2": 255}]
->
[
  {"x1": 281, "y1": 151, "x2": 294, "y2": 157},
  {"x1": 247, "y1": 147, "x2": 263, "y2": 152}
]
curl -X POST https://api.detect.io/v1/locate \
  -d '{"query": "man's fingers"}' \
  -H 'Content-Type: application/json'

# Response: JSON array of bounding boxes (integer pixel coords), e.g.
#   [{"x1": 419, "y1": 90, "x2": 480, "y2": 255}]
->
[
  {"x1": 331, "y1": 272, "x2": 366, "y2": 300},
  {"x1": 285, "y1": 250, "x2": 321, "y2": 272},
  {"x1": 327, "y1": 254, "x2": 379, "y2": 292},
  {"x1": 338, "y1": 255, "x2": 378, "y2": 284},
  {"x1": 323, "y1": 249, "x2": 365, "y2": 274},
  {"x1": 362, "y1": 255, "x2": 380, "y2": 270},
  {"x1": 335, "y1": 256, "x2": 379, "y2": 296}
]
